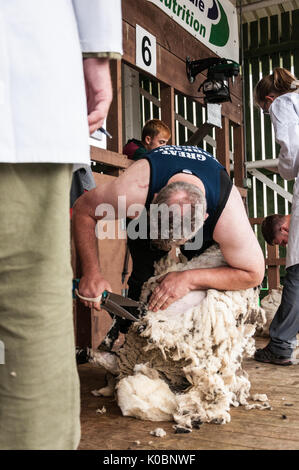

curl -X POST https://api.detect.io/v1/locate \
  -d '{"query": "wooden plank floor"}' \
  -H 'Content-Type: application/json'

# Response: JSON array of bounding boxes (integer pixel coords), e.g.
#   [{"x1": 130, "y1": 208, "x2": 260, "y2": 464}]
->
[{"x1": 78, "y1": 338, "x2": 299, "y2": 450}]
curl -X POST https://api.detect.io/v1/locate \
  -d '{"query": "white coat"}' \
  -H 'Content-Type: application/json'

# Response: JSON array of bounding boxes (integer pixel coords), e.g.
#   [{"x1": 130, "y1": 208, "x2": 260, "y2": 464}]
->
[
  {"x1": 0, "y1": 0, "x2": 123, "y2": 165},
  {"x1": 270, "y1": 91, "x2": 299, "y2": 268}
]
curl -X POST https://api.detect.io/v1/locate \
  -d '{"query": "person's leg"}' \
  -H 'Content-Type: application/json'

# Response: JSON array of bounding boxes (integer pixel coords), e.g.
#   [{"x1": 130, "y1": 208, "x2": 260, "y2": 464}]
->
[
  {"x1": 255, "y1": 264, "x2": 299, "y2": 364},
  {"x1": 269, "y1": 264, "x2": 299, "y2": 354},
  {"x1": 0, "y1": 163, "x2": 80, "y2": 449}
]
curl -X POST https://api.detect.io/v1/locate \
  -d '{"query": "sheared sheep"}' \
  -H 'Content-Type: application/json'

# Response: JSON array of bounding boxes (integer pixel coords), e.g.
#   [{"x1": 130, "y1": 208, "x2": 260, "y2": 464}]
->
[
  {"x1": 92, "y1": 244, "x2": 269, "y2": 429},
  {"x1": 258, "y1": 287, "x2": 283, "y2": 337},
  {"x1": 257, "y1": 287, "x2": 299, "y2": 360}
]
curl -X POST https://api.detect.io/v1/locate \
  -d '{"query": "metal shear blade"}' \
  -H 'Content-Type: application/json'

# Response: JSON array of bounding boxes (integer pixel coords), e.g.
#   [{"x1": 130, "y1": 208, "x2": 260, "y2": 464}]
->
[
  {"x1": 103, "y1": 291, "x2": 140, "y2": 307},
  {"x1": 101, "y1": 291, "x2": 140, "y2": 322}
]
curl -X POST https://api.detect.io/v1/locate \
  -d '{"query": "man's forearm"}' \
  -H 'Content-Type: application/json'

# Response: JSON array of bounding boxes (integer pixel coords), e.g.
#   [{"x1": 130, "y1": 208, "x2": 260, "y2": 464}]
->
[
  {"x1": 72, "y1": 210, "x2": 101, "y2": 277},
  {"x1": 186, "y1": 266, "x2": 263, "y2": 291},
  {"x1": 72, "y1": 194, "x2": 113, "y2": 305}
]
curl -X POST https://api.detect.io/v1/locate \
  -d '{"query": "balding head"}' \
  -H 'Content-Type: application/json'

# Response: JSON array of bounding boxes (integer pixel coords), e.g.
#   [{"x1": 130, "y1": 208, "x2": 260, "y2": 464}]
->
[{"x1": 149, "y1": 181, "x2": 207, "y2": 251}]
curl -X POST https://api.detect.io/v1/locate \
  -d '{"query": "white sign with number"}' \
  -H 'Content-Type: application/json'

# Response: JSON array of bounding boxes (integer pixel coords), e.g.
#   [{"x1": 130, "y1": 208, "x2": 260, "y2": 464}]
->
[{"x1": 136, "y1": 25, "x2": 157, "y2": 77}]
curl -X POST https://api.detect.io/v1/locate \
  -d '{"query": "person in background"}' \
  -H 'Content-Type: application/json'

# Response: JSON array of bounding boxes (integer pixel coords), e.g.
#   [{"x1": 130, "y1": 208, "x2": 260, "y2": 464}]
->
[
  {"x1": 254, "y1": 67, "x2": 299, "y2": 366},
  {"x1": 123, "y1": 118, "x2": 171, "y2": 160},
  {"x1": 70, "y1": 165, "x2": 96, "y2": 215},
  {"x1": 0, "y1": 0, "x2": 122, "y2": 450},
  {"x1": 261, "y1": 214, "x2": 291, "y2": 247}
]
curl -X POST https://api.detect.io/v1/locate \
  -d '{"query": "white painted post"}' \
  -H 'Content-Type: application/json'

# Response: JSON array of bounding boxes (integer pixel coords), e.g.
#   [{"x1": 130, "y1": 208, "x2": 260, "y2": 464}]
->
[
  {"x1": 123, "y1": 64, "x2": 142, "y2": 143},
  {"x1": 0, "y1": 340, "x2": 5, "y2": 365}
]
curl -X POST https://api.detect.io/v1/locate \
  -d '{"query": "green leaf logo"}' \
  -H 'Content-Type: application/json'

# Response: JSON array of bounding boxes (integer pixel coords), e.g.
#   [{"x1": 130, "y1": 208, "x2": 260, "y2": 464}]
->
[{"x1": 209, "y1": 0, "x2": 230, "y2": 47}]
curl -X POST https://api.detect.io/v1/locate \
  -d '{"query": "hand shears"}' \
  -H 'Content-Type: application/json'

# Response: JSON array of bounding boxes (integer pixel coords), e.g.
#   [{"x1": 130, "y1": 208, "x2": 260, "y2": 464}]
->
[{"x1": 74, "y1": 283, "x2": 140, "y2": 322}]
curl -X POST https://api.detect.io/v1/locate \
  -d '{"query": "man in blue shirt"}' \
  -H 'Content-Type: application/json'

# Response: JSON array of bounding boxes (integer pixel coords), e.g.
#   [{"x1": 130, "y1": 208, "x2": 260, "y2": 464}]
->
[{"x1": 73, "y1": 145, "x2": 265, "y2": 313}]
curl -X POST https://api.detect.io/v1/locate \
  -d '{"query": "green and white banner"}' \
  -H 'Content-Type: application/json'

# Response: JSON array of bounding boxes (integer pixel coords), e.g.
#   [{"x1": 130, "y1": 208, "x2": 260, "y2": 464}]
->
[{"x1": 147, "y1": 0, "x2": 239, "y2": 62}]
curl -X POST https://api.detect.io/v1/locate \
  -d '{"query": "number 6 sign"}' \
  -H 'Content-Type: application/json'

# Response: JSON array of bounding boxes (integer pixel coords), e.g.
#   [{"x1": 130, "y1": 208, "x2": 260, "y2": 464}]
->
[{"x1": 136, "y1": 25, "x2": 157, "y2": 77}]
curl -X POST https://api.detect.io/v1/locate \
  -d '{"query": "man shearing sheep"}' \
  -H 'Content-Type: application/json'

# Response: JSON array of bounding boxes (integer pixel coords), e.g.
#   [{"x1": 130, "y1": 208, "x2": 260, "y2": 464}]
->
[{"x1": 73, "y1": 145, "x2": 264, "y2": 316}]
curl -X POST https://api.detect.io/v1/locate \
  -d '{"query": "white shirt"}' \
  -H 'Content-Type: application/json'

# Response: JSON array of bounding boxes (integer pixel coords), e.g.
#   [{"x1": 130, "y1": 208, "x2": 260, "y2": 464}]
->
[
  {"x1": 270, "y1": 91, "x2": 299, "y2": 268},
  {"x1": 0, "y1": 0, "x2": 123, "y2": 165}
]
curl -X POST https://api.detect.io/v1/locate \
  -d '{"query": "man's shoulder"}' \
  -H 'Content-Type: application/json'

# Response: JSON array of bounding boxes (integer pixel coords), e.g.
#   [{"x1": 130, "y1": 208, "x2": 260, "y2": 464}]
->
[
  {"x1": 115, "y1": 159, "x2": 150, "y2": 207},
  {"x1": 214, "y1": 185, "x2": 252, "y2": 240}
]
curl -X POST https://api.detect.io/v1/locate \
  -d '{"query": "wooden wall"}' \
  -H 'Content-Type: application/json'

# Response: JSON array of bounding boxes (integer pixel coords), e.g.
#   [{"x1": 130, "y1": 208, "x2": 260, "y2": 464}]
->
[
  {"x1": 75, "y1": 0, "x2": 247, "y2": 348},
  {"x1": 119, "y1": 0, "x2": 245, "y2": 185}
]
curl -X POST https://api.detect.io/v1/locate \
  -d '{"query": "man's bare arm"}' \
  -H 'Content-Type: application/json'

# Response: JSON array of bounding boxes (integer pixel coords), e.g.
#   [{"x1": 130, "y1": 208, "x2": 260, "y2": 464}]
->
[
  {"x1": 184, "y1": 188, "x2": 265, "y2": 291},
  {"x1": 72, "y1": 160, "x2": 150, "y2": 308},
  {"x1": 186, "y1": 186, "x2": 265, "y2": 290},
  {"x1": 213, "y1": 185, "x2": 265, "y2": 286},
  {"x1": 72, "y1": 183, "x2": 115, "y2": 308},
  {"x1": 149, "y1": 186, "x2": 265, "y2": 312}
]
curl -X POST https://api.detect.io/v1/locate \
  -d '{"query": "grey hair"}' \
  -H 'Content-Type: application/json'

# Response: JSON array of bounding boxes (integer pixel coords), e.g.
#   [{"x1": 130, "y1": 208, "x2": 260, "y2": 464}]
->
[{"x1": 149, "y1": 181, "x2": 206, "y2": 251}]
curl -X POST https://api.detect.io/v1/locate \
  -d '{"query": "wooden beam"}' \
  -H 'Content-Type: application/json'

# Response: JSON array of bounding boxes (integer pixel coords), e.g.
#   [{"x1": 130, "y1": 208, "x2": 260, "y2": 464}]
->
[
  {"x1": 160, "y1": 84, "x2": 175, "y2": 145},
  {"x1": 107, "y1": 59, "x2": 123, "y2": 154},
  {"x1": 267, "y1": 244, "x2": 281, "y2": 290},
  {"x1": 239, "y1": 0, "x2": 287, "y2": 12},
  {"x1": 265, "y1": 258, "x2": 286, "y2": 266},
  {"x1": 186, "y1": 122, "x2": 214, "y2": 146},
  {"x1": 92, "y1": 173, "x2": 116, "y2": 185},
  {"x1": 233, "y1": 124, "x2": 245, "y2": 188},
  {"x1": 249, "y1": 217, "x2": 264, "y2": 225},
  {"x1": 90, "y1": 147, "x2": 130, "y2": 168},
  {"x1": 244, "y1": 40, "x2": 299, "y2": 59},
  {"x1": 215, "y1": 116, "x2": 230, "y2": 175}
]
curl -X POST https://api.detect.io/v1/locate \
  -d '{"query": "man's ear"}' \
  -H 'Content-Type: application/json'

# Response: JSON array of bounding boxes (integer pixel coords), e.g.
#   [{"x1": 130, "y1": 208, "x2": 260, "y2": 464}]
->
[
  {"x1": 281, "y1": 224, "x2": 289, "y2": 234},
  {"x1": 144, "y1": 135, "x2": 151, "y2": 146}
]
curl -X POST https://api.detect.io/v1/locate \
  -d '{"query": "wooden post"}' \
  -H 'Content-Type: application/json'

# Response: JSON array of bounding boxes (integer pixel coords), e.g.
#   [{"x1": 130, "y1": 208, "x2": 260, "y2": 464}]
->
[
  {"x1": 107, "y1": 59, "x2": 123, "y2": 154},
  {"x1": 215, "y1": 116, "x2": 230, "y2": 175},
  {"x1": 233, "y1": 124, "x2": 245, "y2": 188},
  {"x1": 186, "y1": 122, "x2": 214, "y2": 146},
  {"x1": 123, "y1": 64, "x2": 142, "y2": 142},
  {"x1": 267, "y1": 244, "x2": 281, "y2": 289},
  {"x1": 160, "y1": 84, "x2": 175, "y2": 145}
]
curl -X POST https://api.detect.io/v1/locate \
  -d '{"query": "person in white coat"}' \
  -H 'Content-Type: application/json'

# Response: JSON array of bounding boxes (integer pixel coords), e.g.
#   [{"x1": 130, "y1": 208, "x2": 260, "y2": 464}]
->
[
  {"x1": 254, "y1": 67, "x2": 299, "y2": 366},
  {"x1": 0, "y1": 0, "x2": 122, "y2": 449}
]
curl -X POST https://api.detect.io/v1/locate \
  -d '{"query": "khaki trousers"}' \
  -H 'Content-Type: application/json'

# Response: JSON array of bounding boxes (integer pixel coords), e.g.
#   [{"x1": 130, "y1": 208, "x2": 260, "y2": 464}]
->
[{"x1": 0, "y1": 163, "x2": 80, "y2": 449}]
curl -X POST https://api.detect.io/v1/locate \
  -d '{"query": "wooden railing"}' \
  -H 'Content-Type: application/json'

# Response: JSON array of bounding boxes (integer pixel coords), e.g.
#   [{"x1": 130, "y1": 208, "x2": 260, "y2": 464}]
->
[{"x1": 250, "y1": 216, "x2": 284, "y2": 290}]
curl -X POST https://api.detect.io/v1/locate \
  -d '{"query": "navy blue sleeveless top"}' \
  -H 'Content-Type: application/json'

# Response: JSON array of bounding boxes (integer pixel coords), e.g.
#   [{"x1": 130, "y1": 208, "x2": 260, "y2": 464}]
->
[
  {"x1": 145, "y1": 145, "x2": 226, "y2": 216},
  {"x1": 127, "y1": 145, "x2": 232, "y2": 301}
]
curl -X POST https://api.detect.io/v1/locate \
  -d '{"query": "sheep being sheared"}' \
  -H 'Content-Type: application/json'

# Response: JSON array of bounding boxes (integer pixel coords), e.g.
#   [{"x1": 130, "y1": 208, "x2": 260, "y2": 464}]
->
[
  {"x1": 91, "y1": 244, "x2": 269, "y2": 430},
  {"x1": 256, "y1": 287, "x2": 299, "y2": 359},
  {"x1": 257, "y1": 287, "x2": 283, "y2": 337}
]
